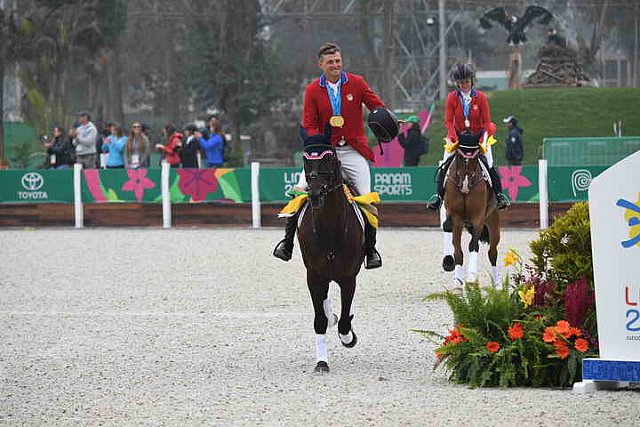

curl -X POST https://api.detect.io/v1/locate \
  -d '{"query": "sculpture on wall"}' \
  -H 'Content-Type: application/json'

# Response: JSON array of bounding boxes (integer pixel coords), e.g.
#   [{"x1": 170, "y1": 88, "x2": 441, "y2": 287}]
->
[{"x1": 479, "y1": 5, "x2": 554, "y2": 88}]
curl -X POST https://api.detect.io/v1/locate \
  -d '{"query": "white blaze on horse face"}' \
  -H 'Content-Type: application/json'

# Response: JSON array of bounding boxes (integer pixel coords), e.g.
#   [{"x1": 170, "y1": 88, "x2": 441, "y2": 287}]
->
[{"x1": 461, "y1": 175, "x2": 470, "y2": 194}]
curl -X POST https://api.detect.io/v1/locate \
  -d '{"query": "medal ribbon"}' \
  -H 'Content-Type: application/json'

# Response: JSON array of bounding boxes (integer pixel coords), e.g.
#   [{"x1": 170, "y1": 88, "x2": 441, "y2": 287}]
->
[
  {"x1": 326, "y1": 80, "x2": 342, "y2": 117},
  {"x1": 459, "y1": 91, "x2": 471, "y2": 127}
]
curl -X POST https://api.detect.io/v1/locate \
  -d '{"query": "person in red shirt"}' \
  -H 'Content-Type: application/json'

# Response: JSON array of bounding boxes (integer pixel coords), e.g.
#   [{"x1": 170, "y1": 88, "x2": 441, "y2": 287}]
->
[
  {"x1": 155, "y1": 123, "x2": 183, "y2": 168},
  {"x1": 273, "y1": 42, "x2": 387, "y2": 269},
  {"x1": 426, "y1": 63, "x2": 509, "y2": 211}
]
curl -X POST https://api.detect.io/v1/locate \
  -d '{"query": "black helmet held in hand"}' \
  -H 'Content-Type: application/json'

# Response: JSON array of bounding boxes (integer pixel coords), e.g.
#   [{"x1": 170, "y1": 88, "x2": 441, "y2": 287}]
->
[
  {"x1": 451, "y1": 63, "x2": 475, "y2": 83},
  {"x1": 368, "y1": 107, "x2": 399, "y2": 142}
]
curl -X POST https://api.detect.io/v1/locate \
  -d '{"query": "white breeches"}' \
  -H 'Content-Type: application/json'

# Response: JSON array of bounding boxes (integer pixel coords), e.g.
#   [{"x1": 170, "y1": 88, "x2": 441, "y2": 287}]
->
[
  {"x1": 442, "y1": 143, "x2": 493, "y2": 168},
  {"x1": 297, "y1": 144, "x2": 371, "y2": 195}
]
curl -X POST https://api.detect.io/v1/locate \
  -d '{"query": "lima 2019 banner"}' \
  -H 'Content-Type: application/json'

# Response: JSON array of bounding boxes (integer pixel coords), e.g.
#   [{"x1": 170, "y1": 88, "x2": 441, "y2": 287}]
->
[
  {"x1": 589, "y1": 150, "x2": 640, "y2": 361},
  {"x1": 0, "y1": 165, "x2": 608, "y2": 204}
]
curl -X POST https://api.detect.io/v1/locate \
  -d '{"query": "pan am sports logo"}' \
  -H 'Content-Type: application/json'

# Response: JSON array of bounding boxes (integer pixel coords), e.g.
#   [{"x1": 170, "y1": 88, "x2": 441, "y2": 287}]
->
[
  {"x1": 616, "y1": 194, "x2": 640, "y2": 249},
  {"x1": 18, "y1": 172, "x2": 48, "y2": 200}
]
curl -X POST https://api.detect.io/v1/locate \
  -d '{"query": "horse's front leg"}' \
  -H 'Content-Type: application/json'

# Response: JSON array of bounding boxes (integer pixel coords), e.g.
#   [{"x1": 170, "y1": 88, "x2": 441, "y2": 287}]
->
[
  {"x1": 452, "y1": 222, "x2": 465, "y2": 292},
  {"x1": 335, "y1": 275, "x2": 357, "y2": 348},
  {"x1": 307, "y1": 270, "x2": 331, "y2": 372},
  {"x1": 466, "y1": 217, "x2": 486, "y2": 283}
]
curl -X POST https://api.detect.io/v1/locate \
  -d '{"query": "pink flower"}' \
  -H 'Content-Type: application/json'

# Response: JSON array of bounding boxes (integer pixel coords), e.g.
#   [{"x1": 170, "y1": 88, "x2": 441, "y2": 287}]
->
[
  {"x1": 177, "y1": 169, "x2": 218, "y2": 202},
  {"x1": 121, "y1": 168, "x2": 155, "y2": 202},
  {"x1": 498, "y1": 166, "x2": 532, "y2": 202}
]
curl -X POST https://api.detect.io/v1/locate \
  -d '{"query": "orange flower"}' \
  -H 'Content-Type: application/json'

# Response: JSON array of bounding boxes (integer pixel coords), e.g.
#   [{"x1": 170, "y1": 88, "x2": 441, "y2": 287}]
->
[
  {"x1": 555, "y1": 320, "x2": 571, "y2": 337},
  {"x1": 435, "y1": 351, "x2": 444, "y2": 360},
  {"x1": 575, "y1": 338, "x2": 589, "y2": 352},
  {"x1": 569, "y1": 327, "x2": 582, "y2": 337},
  {"x1": 508, "y1": 322, "x2": 524, "y2": 340},
  {"x1": 554, "y1": 342, "x2": 570, "y2": 359},
  {"x1": 543, "y1": 327, "x2": 557, "y2": 343},
  {"x1": 486, "y1": 341, "x2": 501, "y2": 353}
]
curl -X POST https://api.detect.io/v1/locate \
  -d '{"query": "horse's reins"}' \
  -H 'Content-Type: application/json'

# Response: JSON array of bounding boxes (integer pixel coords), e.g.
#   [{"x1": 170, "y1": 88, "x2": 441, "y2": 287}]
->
[{"x1": 305, "y1": 153, "x2": 351, "y2": 263}]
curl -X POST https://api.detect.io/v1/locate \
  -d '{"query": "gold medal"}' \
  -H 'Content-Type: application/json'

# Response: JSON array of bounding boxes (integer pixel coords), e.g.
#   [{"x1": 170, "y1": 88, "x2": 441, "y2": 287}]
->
[{"x1": 329, "y1": 115, "x2": 344, "y2": 128}]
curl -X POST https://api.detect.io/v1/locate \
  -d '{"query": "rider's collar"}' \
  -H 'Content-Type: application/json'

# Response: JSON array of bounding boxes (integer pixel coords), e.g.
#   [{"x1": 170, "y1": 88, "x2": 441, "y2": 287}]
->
[
  {"x1": 319, "y1": 71, "x2": 348, "y2": 87},
  {"x1": 456, "y1": 88, "x2": 477, "y2": 98}
]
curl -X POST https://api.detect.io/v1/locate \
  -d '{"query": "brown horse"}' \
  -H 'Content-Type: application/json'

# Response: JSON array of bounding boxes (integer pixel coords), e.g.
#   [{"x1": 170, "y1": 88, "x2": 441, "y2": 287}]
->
[
  {"x1": 297, "y1": 144, "x2": 364, "y2": 373},
  {"x1": 442, "y1": 131, "x2": 501, "y2": 291}
]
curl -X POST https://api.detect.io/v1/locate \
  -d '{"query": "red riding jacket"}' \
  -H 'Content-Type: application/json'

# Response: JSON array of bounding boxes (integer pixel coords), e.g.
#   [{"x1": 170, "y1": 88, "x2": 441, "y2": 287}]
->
[
  {"x1": 444, "y1": 88, "x2": 492, "y2": 142},
  {"x1": 303, "y1": 72, "x2": 384, "y2": 162}
]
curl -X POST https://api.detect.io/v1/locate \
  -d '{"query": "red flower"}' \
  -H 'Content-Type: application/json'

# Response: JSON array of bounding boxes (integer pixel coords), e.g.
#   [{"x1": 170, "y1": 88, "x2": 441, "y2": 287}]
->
[
  {"x1": 121, "y1": 168, "x2": 155, "y2": 202},
  {"x1": 486, "y1": 341, "x2": 500, "y2": 353},
  {"x1": 555, "y1": 320, "x2": 571, "y2": 338},
  {"x1": 443, "y1": 327, "x2": 468, "y2": 346},
  {"x1": 177, "y1": 169, "x2": 219, "y2": 202},
  {"x1": 569, "y1": 327, "x2": 582, "y2": 338},
  {"x1": 564, "y1": 276, "x2": 595, "y2": 329},
  {"x1": 575, "y1": 338, "x2": 589, "y2": 352},
  {"x1": 508, "y1": 322, "x2": 524, "y2": 340},
  {"x1": 554, "y1": 342, "x2": 570, "y2": 359},
  {"x1": 543, "y1": 327, "x2": 557, "y2": 343}
]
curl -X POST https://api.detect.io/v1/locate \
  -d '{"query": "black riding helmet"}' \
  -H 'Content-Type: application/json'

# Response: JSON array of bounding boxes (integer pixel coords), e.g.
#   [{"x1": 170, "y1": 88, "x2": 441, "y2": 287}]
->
[
  {"x1": 367, "y1": 107, "x2": 399, "y2": 142},
  {"x1": 451, "y1": 63, "x2": 475, "y2": 85}
]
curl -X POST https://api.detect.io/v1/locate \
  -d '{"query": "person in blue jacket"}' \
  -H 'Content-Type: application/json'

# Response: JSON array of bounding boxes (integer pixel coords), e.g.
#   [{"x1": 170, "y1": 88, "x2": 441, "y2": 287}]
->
[
  {"x1": 199, "y1": 125, "x2": 225, "y2": 168},
  {"x1": 102, "y1": 123, "x2": 127, "y2": 168}
]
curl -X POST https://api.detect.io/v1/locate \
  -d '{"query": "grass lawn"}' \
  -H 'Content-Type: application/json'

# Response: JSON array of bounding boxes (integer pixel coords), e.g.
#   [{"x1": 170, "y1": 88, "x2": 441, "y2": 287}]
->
[{"x1": 420, "y1": 87, "x2": 640, "y2": 166}]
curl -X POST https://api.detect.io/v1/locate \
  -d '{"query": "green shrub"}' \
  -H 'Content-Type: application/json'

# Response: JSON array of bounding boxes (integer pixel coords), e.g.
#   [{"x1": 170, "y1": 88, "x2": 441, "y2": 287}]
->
[{"x1": 530, "y1": 202, "x2": 592, "y2": 290}]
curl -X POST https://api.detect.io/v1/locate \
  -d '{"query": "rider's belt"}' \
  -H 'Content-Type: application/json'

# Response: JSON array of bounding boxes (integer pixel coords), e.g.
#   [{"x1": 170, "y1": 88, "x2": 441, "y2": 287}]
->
[{"x1": 338, "y1": 138, "x2": 347, "y2": 146}]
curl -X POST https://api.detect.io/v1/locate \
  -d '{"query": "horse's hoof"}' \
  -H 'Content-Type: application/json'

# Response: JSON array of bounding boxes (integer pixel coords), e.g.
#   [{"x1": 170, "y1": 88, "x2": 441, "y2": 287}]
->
[
  {"x1": 442, "y1": 255, "x2": 455, "y2": 272},
  {"x1": 314, "y1": 361, "x2": 330, "y2": 373},
  {"x1": 340, "y1": 330, "x2": 358, "y2": 348}
]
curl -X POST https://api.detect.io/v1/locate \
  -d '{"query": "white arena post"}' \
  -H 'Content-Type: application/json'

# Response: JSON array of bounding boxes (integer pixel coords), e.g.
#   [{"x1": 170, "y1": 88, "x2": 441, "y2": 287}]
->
[
  {"x1": 251, "y1": 162, "x2": 261, "y2": 228},
  {"x1": 73, "y1": 163, "x2": 84, "y2": 228},
  {"x1": 161, "y1": 161, "x2": 171, "y2": 228},
  {"x1": 538, "y1": 159, "x2": 549, "y2": 229}
]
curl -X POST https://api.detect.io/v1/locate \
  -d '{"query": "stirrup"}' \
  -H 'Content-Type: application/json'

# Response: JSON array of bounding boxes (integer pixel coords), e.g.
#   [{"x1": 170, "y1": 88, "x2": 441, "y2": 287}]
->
[
  {"x1": 496, "y1": 193, "x2": 510, "y2": 210},
  {"x1": 365, "y1": 249, "x2": 382, "y2": 269},
  {"x1": 426, "y1": 195, "x2": 442, "y2": 211},
  {"x1": 273, "y1": 239, "x2": 293, "y2": 261}
]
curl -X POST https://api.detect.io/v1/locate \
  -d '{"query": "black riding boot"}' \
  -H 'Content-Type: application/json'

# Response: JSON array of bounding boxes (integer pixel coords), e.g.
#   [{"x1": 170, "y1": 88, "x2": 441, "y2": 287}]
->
[
  {"x1": 426, "y1": 166, "x2": 446, "y2": 211},
  {"x1": 273, "y1": 213, "x2": 298, "y2": 261},
  {"x1": 364, "y1": 222, "x2": 382, "y2": 269},
  {"x1": 488, "y1": 166, "x2": 510, "y2": 210}
]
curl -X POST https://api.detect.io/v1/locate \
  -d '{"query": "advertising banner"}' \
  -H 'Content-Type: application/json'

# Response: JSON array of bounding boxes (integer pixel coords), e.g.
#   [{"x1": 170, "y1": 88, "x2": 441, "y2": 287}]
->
[
  {"x1": 588, "y1": 151, "x2": 640, "y2": 360},
  {"x1": 0, "y1": 170, "x2": 74, "y2": 203},
  {"x1": 548, "y1": 166, "x2": 608, "y2": 202},
  {"x1": 81, "y1": 168, "x2": 251, "y2": 203}
]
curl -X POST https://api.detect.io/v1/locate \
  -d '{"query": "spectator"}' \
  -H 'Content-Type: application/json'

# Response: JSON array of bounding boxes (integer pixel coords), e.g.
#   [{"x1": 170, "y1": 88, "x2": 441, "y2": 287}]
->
[
  {"x1": 127, "y1": 122, "x2": 151, "y2": 168},
  {"x1": 102, "y1": 123, "x2": 127, "y2": 168},
  {"x1": 397, "y1": 115, "x2": 428, "y2": 166},
  {"x1": 180, "y1": 123, "x2": 201, "y2": 168},
  {"x1": 72, "y1": 112, "x2": 98, "y2": 169},
  {"x1": 96, "y1": 121, "x2": 112, "y2": 168},
  {"x1": 207, "y1": 114, "x2": 227, "y2": 164},
  {"x1": 45, "y1": 126, "x2": 74, "y2": 169},
  {"x1": 200, "y1": 125, "x2": 225, "y2": 168},
  {"x1": 156, "y1": 123, "x2": 182, "y2": 168},
  {"x1": 503, "y1": 115, "x2": 524, "y2": 166}
]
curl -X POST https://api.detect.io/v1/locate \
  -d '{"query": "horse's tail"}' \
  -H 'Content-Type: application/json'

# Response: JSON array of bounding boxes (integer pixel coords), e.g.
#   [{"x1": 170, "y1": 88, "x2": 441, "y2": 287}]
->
[{"x1": 464, "y1": 224, "x2": 490, "y2": 244}]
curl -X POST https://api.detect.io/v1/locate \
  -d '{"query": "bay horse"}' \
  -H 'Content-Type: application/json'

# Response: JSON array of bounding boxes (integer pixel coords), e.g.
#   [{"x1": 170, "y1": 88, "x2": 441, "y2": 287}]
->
[
  {"x1": 297, "y1": 144, "x2": 364, "y2": 373},
  {"x1": 442, "y1": 131, "x2": 501, "y2": 292}
]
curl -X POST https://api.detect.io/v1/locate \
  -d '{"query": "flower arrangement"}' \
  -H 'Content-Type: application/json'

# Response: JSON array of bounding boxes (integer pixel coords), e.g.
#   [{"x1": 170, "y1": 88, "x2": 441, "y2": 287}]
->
[{"x1": 417, "y1": 203, "x2": 597, "y2": 388}]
